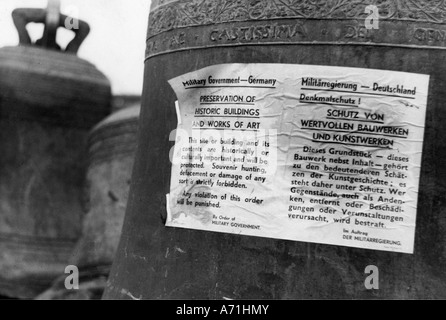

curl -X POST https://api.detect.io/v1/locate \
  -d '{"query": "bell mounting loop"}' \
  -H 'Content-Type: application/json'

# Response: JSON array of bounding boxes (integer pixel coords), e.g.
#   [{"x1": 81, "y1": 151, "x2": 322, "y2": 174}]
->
[
  {"x1": 41, "y1": 0, "x2": 61, "y2": 49},
  {"x1": 12, "y1": 0, "x2": 89, "y2": 54}
]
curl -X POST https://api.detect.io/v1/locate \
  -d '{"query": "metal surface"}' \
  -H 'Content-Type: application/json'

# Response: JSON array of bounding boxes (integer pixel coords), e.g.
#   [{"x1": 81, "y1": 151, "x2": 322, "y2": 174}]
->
[
  {"x1": 104, "y1": 0, "x2": 446, "y2": 299},
  {"x1": 12, "y1": 0, "x2": 90, "y2": 54},
  {"x1": 42, "y1": 0, "x2": 61, "y2": 49},
  {"x1": 146, "y1": 0, "x2": 446, "y2": 58},
  {"x1": 36, "y1": 106, "x2": 140, "y2": 300}
]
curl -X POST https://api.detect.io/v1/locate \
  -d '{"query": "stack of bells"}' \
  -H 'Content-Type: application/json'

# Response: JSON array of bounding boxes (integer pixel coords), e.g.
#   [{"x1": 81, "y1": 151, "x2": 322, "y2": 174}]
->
[{"x1": 0, "y1": 7, "x2": 140, "y2": 299}]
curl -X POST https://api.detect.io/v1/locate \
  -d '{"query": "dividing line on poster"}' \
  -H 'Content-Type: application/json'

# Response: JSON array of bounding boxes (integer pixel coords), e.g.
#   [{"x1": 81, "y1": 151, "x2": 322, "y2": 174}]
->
[{"x1": 166, "y1": 63, "x2": 429, "y2": 254}]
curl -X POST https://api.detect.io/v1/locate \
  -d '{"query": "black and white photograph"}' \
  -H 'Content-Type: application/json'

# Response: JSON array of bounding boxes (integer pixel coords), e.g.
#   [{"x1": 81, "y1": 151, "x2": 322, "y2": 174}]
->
[{"x1": 0, "y1": 0, "x2": 445, "y2": 307}]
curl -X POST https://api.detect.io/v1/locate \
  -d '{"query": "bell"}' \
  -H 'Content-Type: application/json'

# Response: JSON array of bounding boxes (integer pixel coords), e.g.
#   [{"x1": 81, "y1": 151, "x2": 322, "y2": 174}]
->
[
  {"x1": 104, "y1": 0, "x2": 446, "y2": 299},
  {"x1": 0, "y1": 1, "x2": 111, "y2": 298},
  {"x1": 36, "y1": 105, "x2": 140, "y2": 300}
]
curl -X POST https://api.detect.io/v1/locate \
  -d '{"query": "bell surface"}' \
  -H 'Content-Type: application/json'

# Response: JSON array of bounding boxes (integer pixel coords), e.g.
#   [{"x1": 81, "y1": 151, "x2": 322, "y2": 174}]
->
[
  {"x1": 104, "y1": 0, "x2": 446, "y2": 299},
  {"x1": 36, "y1": 105, "x2": 140, "y2": 300}
]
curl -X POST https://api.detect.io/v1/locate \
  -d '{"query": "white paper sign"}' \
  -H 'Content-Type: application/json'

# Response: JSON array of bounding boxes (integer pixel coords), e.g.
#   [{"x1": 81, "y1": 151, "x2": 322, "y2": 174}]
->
[{"x1": 166, "y1": 63, "x2": 429, "y2": 254}]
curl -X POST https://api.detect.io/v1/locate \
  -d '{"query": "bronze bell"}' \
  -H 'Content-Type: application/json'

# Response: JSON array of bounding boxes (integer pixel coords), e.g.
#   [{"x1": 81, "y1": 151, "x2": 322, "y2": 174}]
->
[
  {"x1": 0, "y1": 0, "x2": 111, "y2": 298},
  {"x1": 36, "y1": 104, "x2": 140, "y2": 300},
  {"x1": 101, "y1": 0, "x2": 444, "y2": 299}
]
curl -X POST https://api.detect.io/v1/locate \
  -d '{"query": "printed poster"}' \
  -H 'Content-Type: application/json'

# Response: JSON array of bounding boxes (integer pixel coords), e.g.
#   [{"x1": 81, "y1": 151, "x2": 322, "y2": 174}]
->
[{"x1": 166, "y1": 63, "x2": 429, "y2": 254}]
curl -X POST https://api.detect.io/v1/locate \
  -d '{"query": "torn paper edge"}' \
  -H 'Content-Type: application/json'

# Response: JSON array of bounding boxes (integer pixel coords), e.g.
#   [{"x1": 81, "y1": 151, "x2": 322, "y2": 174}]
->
[
  {"x1": 165, "y1": 193, "x2": 172, "y2": 225},
  {"x1": 175, "y1": 100, "x2": 182, "y2": 125}
]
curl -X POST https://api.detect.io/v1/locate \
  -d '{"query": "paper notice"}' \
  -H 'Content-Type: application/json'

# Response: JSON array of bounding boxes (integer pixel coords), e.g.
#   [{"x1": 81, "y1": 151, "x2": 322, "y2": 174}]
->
[{"x1": 166, "y1": 63, "x2": 429, "y2": 254}]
